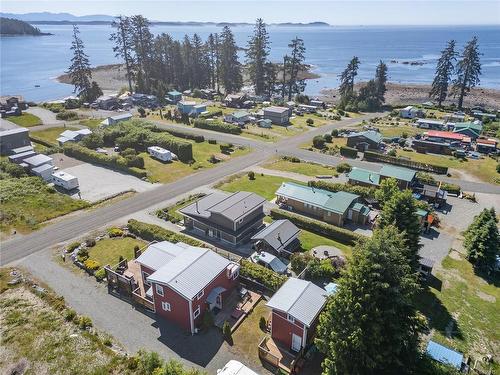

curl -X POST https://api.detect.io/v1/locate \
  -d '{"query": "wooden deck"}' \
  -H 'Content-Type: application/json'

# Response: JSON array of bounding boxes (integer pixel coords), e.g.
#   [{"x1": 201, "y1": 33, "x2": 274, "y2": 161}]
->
[
  {"x1": 258, "y1": 336, "x2": 300, "y2": 374},
  {"x1": 214, "y1": 289, "x2": 262, "y2": 332}
]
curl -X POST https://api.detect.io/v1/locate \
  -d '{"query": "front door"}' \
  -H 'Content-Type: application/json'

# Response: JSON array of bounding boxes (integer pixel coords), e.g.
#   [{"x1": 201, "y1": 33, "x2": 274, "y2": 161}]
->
[
  {"x1": 291, "y1": 333, "x2": 302, "y2": 352},
  {"x1": 347, "y1": 209, "x2": 353, "y2": 220}
]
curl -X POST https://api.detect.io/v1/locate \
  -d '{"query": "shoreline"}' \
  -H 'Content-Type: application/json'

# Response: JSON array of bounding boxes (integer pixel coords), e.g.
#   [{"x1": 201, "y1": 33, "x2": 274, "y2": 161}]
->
[
  {"x1": 320, "y1": 82, "x2": 500, "y2": 109},
  {"x1": 55, "y1": 64, "x2": 499, "y2": 108}
]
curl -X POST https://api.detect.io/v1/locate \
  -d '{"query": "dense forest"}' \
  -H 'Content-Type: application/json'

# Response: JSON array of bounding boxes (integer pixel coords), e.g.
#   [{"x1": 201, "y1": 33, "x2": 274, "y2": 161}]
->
[{"x1": 0, "y1": 17, "x2": 52, "y2": 36}]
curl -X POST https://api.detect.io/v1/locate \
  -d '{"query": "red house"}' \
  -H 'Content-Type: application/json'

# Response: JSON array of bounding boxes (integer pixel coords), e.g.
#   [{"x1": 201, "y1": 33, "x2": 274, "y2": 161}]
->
[
  {"x1": 135, "y1": 241, "x2": 240, "y2": 334},
  {"x1": 266, "y1": 278, "x2": 327, "y2": 352}
]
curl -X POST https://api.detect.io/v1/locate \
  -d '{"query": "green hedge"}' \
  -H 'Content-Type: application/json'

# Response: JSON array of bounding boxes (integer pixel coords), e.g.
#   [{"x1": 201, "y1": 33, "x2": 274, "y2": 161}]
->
[
  {"x1": 63, "y1": 143, "x2": 147, "y2": 179},
  {"x1": 199, "y1": 110, "x2": 223, "y2": 119},
  {"x1": 340, "y1": 146, "x2": 358, "y2": 158},
  {"x1": 364, "y1": 150, "x2": 448, "y2": 174},
  {"x1": 240, "y1": 259, "x2": 287, "y2": 292},
  {"x1": 308, "y1": 180, "x2": 376, "y2": 198},
  {"x1": 164, "y1": 129, "x2": 204, "y2": 143},
  {"x1": 193, "y1": 119, "x2": 241, "y2": 134},
  {"x1": 29, "y1": 135, "x2": 57, "y2": 148},
  {"x1": 270, "y1": 208, "x2": 366, "y2": 246},
  {"x1": 127, "y1": 219, "x2": 205, "y2": 247}
]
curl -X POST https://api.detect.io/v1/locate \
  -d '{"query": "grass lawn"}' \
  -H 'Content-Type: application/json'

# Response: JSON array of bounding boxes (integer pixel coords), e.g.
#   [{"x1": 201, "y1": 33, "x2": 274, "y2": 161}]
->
[
  {"x1": 228, "y1": 299, "x2": 270, "y2": 368},
  {"x1": 79, "y1": 118, "x2": 103, "y2": 129},
  {"x1": 0, "y1": 177, "x2": 89, "y2": 237},
  {"x1": 32, "y1": 126, "x2": 78, "y2": 145},
  {"x1": 7, "y1": 113, "x2": 42, "y2": 127},
  {"x1": 263, "y1": 159, "x2": 338, "y2": 177},
  {"x1": 396, "y1": 149, "x2": 499, "y2": 184},
  {"x1": 157, "y1": 194, "x2": 203, "y2": 223},
  {"x1": 416, "y1": 252, "x2": 500, "y2": 373},
  {"x1": 217, "y1": 173, "x2": 302, "y2": 201},
  {"x1": 0, "y1": 270, "x2": 126, "y2": 374},
  {"x1": 87, "y1": 237, "x2": 147, "y2": 267},
  {"x1": 141, "y1": 141, "x2": 250, "y2": 184},
  {"x1": 299, "y1": 230, "x2": 352, "y2": 258}
]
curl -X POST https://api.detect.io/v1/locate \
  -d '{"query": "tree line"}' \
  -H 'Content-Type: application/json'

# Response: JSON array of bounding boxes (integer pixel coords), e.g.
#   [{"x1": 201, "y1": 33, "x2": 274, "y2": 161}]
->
[
  {"x1": 110, "y1": 16, "x2": 308, "y2": 100},
  {"x1": 429, "y1": 37, "x2": 482, "y2": 109}
]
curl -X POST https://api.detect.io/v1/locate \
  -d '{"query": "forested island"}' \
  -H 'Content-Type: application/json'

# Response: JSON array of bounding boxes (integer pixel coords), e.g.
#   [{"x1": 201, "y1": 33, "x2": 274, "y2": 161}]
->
[{"x1": 0, "y1": 17, "x2": 52, "y2": 36}]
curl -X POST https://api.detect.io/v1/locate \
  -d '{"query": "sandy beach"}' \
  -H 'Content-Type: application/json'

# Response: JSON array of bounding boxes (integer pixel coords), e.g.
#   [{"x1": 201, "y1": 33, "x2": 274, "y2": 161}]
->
[{"x1": 320, "y1": 82, "x2": 500, "y2": 109}]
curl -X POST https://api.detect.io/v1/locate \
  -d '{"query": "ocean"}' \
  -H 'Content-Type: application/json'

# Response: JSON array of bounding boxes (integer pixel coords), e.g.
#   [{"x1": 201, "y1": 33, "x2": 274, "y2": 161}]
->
[{"x1": 1, "y1": 24, "x2": 499, "y2": 102}]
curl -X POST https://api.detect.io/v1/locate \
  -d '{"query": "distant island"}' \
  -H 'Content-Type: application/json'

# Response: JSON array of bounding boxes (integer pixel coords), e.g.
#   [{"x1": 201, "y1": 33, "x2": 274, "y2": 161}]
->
[
  {"x1": 0, "y1": 12, "x2": 331, "y2": 27},
  {"x1": 0, "y1": 17, "x2": 52, "y2": 36}
]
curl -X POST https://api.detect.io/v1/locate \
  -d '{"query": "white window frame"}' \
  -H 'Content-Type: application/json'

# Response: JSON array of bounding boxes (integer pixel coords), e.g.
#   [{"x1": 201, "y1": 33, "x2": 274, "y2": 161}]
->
[
  {"x1": 142, "y1": 271, "x2": 151, "y2": 285},
  {"x1": 193, "y1": 306, "x2": 201, "y2": 319},
  {"x1": 196, "y1": 289, "x2": 204, "y2": 300},
  {"x1": 232, "y1": 269, "x2": 239, "y2": 280},
  {"x1": 287, "y1": 314, "x2": 295, "y2": 323},
  {"x1": 161, "y1": 301, "x2": 171, "y2": 311},
  {"x1": 155, "y1": 284, "x2": 164, "y2": 297}
]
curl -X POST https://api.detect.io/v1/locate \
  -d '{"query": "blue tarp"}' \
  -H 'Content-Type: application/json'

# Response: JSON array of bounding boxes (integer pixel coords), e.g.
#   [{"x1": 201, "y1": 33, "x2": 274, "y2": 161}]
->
[{"x1": 426, "y1": 340, "x2": 463, "y2": 369}]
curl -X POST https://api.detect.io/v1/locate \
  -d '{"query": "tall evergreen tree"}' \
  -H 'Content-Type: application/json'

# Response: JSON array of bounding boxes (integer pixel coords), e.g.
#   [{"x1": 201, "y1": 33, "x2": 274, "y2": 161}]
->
[
  {"x1": 263, "y1": 62, "x2": 278, "y2": 98},
  {"x1": 464, "y1": 208, "x2": 500, "y2": 271},
  {"x1": 338, "y1": 56, "x2": 360, "y2": 105},
  {"x1": 130, "y1": 15, "x2": 153, "y2": 92},
  {"x1": 316, "y1": 226, "x2": 422, "y2": 375},
  {"x1": 67, "y1": 25, "x2": 93, "y2": 100},
  {"x1": 375, "y1": 60, "x2": 388, "y2": 103},
  {"x1": 356, "y1": 79, "x2": 380, "y2": 111},
  {"x1": 246, "y1": 18, "x2": 270, "y2": 96},
  {"x1": 452, "y1": 36, "x2": 482, "y2": 109},
  {"x1": 219, "y1": 26, "x2": 243, "y2": 94},
  {"x1": 110, "y1": 16, "x2": 135, "y2": 92},
  {"x1": 285, "y1": 37, "x2": 306, "y2": 101},
  {"x1": 429, "y1": 40, "x2": 457, "y2": 107},
  {"x1": 378, "y1": 189, "x2": 422, "y2": 271},
  {"x1": 206, "y1": 33, "x2": 219, "y2": 90}
]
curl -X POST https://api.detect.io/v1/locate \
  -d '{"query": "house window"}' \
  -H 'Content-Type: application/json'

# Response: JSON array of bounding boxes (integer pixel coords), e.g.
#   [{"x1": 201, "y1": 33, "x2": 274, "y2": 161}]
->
[
  {"x1": 142, "y1": 271, "x2": 150, "y2": 285},
  {"x1": 196, "y1": 290, "x2": 204, "y2": 300},
  {"x1": 161, "y1": 301, "x2": 171, "y2": 311},
  {"x1": 287, "y1": 314, "x2": 295, "y2": 323},
  {"x1": 193, "y1": 306, "x2": 201, "y2": 319},
  {"x1": 232, "y1": 269, "x2": 239, "y2": 280},
  {"x1": 155, "y1": 284, "x2": 164, "y2": 296}
]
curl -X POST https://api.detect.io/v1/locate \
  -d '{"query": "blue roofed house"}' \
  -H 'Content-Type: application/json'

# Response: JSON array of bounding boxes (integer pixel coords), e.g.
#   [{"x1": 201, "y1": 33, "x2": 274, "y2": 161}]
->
[
  {"x1": 426, "y1": 340, "x2": 463, "y2": 370},
  {"x1": 224, "y1": 111, "x2": 250, "y2": 126},
  {"x1": 379, "y1": 165, "x2": 417, "y2": 190},
  {"x1": 177, "y1": 101, "x2": 207, "y2": 117},
  {"x1": 347, "y1": 167, "x2": 381, "y2": 188},
  {"x1": 346, "y1": 130, "x2": 383, "y2": 151},
  {"x1": 275, "y1": 182, "x2": 370, "y2": 227},
  {"x1": 166, "y1": 90, "x2": 182, "y2": 104}
]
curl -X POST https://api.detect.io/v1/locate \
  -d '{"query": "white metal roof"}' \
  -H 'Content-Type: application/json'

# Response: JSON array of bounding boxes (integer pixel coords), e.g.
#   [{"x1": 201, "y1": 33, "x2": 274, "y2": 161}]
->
[
  {"x1": 144, "y1": 241, "x2": 235, "y2": 300},
  {"x1": 135, "y1": 241, "x2": 183, "y2": 270},
  {"x1": 23, "y1": 154, "x2": 52, "y2": 167},
  {"x1": 266, "y1": 278, "x2": 327, "y2": 326},
  {"x1": 51, "y1": 171, "x2": 77, "y2": 182},
  {"x1": 217, "y1": 360, "x2": 259, "y2": 375}
]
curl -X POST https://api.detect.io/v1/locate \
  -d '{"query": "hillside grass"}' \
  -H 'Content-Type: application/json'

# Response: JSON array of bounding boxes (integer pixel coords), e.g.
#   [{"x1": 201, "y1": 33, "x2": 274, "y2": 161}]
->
[
  {"x1": 416, "y1": 252, "x2": 499, "y2": 373},
  {"x1": 31, "y1": 126, "x2": 78, "y2": 145},
  {"x1": 0, "y1": 177, "x2": 89, "y2": 236},
  {"x1": 7, "y1": 113, "x2": 42, "y2": 127}
]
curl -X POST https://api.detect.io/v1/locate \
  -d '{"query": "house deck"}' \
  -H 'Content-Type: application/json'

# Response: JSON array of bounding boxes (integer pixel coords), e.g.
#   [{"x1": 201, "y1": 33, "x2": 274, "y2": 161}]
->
[
  {"x1": 214, "y1": 289, "x2": 262, "y2": 332},
  {"x1": 258, "y1": 335, "x2": 302, "y2": 374}
]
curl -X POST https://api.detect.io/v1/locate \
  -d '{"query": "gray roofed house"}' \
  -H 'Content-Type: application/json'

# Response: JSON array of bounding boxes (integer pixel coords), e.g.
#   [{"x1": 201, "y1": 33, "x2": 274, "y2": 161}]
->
[
  {"x1": 180, "y1": 191, "x2": 266, "y2": 246},
  {"x1": 263, "y1": 106, "x2": 290, "y2": 125},
  {"x1": 346, "y1": 130, "x2": 383, "y2": 151},
  {"x1": 0, "y1": 127, "x2": 31, "y2": 155},
  {"x1": 251, "y1": 219, "x2": 301, "y2": 256},
  {"x1": 23, "y1": 154, "x2": 53, "y2": 168}
]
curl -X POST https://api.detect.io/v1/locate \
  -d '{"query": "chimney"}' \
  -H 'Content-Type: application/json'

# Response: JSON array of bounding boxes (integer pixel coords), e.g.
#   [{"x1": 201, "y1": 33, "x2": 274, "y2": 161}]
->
[{"x1": 195, "y1": 200, "x2": 199, "y2": 214}]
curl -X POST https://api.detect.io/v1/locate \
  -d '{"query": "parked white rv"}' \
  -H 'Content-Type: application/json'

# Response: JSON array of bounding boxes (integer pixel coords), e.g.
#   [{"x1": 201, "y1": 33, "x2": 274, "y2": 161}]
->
[
  {"x1": 51, "y1": 171, "x2": 79, "y2": 190},
  {"x1": 147, "y1": 146, "x2": 174, "y2": 162},
  {"x1": 217, "y1": 360, "x2": 259, "y2": 375}
]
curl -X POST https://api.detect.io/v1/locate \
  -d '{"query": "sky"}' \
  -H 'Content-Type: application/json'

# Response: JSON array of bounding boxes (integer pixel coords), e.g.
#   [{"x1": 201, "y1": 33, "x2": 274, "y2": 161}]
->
[{"x1": 1, "y1": 0, "x2": 499, "y2": 25}]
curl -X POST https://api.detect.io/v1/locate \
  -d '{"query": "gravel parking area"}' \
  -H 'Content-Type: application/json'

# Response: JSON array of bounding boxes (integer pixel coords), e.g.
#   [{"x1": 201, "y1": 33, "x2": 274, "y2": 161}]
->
[{"x1": 59, "y1": 161, "x2": 157, "y2": 203}]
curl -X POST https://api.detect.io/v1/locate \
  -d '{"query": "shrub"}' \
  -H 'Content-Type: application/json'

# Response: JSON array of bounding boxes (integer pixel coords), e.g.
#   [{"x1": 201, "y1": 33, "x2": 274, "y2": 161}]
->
[
  {"x1": 220, "y1": 143, "x2": 233, "y2": 154},
  {"x1": 248, "y1": 171, "x2": 255, "y2": 180},
  {"x1": 240, "y1": 260, "x2": 287, "y2": 291},
  {"x1": 94, "y1": 268, "x2": 106, "y2": 281},
  {"x1": 313, "y1": 135, "x2": 326, "y2": 149},
  {"x1": 127, "y1": 219, "x2": 205, "y2": 247},
  {"x1": 202, "y1": 310, "x2": 214, "y2": 330},
  {"x1": 387, "y1": 149, "x2": 397, "y2": 157},
  {"x1": 138, "y1": 107, "x2": 146, "y2": 117},
  {"x1": 193, "y1": 119, "x2": 241, "y2": 134},
  {"x1": 103, "y1": 338, "x2": 112, "y2": 347},
  {"x1": 306, "y1": 118, "x2": 314, "y2": 126},
  {"x1": 270, "y1": 208, "x2": 366, "y2": 246},
  {"x1": 323, "y1": 133, "x2": 332, "y2": 143},
  {"x1": 306, "y1": 257, "x2": 345, "y2": 280},
  {"x1": 64, "y1": 309, "x2": 77, "y2": 322},
  {"x1": 84, "y1": 259, "x2": 100, "y2": 271},
  {"x1": 364, "y1": 150, "x2": 448, "y2": 174},
  {"x1": 63, "y1": 143, "x2": 148, "y2": 178},
  {"x1": 340, "y1": 146, "x2": 358, "y2": 158},
  {"x1": 199, "y1": 110, "x2": 223, "y2": 119},
  {"x1": 77, "y1": 248, "x2": 89, "y2": 262},
  {"x1": 78, "y1": 315, "x2": 93, "y2": 330},
  {"x1": 80, "y1": 132, "x2": 104, "y2": 149},
  {"x1": 497, "y1": 163, "x2": 500, "y2": 174},
  {"x1": 222, "y1": 321, "x2": 232, "y2": 341},
  {"x1": 290, "y1": 252, "x2": 314, "y2": 274},
  {"x1": 208, "y1": 139, "x2": 217, "y2": 144},
  {"x1": 85, "y1": 238, "x2": 96, "y2": 247},
  {"x1": 107, "y1": 227, "x2": 124, "y2": 237},
  {"x1": 336, "y1": 162, "x2": 352, "y2": 173},
  {"x1": 67, "y1": 241, "x2": 80, "y2": 253},
  {"x1": 164, "y1": 128, "x2": 204, "y2": 143},
  {"x1": 56, "y1": 110, "x2": 79, "y2": 121},
  {"x1": 281, "y1": 155, "x2": 300, "y2": 163},
  {"x1": 0, "y1": 160, "x2": 28, "y2": 178},
  {"x1": 259, "y1": 316, "x2": 267, "y2": 331}
]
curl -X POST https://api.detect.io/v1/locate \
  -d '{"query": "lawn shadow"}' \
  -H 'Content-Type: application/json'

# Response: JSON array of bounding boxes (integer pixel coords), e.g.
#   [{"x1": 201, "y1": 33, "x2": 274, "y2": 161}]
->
[
  {"x1": 472, "y1": 267, "x2": 500, "y2": 288},
  {"x1": 152, "y1": 318, "x2": 224, "y2": 367},
  {"x1": 416, "y1": 283, "x2": 463, "y2": 341}
]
